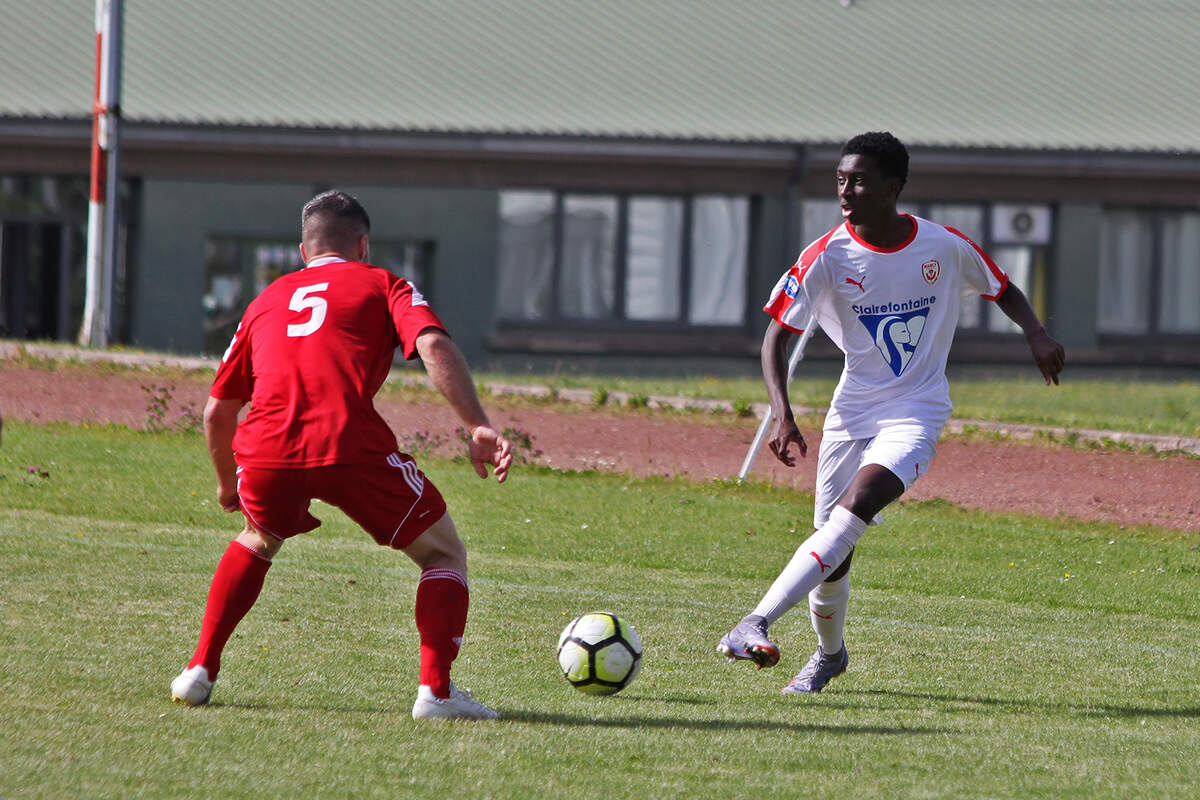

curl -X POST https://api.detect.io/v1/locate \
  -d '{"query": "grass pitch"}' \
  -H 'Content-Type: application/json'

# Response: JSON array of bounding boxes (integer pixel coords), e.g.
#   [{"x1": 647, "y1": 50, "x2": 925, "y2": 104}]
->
[{"x1": 1, "y1": 422, "x2": 1197, "y2": 799}]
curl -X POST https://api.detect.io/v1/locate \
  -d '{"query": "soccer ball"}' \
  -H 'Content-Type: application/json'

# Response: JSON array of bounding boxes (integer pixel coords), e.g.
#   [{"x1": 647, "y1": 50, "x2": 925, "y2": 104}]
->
[{"x1": 557, "y1": 612, "x2": 643, "y2": 695}]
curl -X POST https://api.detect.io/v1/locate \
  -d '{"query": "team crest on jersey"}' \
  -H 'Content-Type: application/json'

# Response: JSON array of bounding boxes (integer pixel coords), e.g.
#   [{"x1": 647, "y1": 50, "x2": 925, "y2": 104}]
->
[
  {"x1": 921, "y1": 260, "x2": 941, "y2": 284},
  {"x1": 857, "y1": 307, "x2": 931, "y2": 377}
]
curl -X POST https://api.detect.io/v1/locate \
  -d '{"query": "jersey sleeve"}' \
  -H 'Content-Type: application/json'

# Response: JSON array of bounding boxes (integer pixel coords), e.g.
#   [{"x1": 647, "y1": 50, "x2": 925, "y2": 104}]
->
[
  {"x1": 763, "y1": 229, "x2": 836, "y2": 332},
  {"x1": 388, "y1": 276, "x2": 447, "y2": 359},
  {"x1": 947, "y1": 226, "x2": 1009, "y2": 301},
  {"x1": 210, "y1": 318, "x2": 254, "y2": 401}
]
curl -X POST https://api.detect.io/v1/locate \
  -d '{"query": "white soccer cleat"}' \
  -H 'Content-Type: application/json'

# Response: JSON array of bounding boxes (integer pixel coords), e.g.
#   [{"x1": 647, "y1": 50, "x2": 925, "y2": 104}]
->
[
  {"x1": 170, "y1": 665, "x2": 214, "y2": 706},
  {"x1": 411, "y1": 682, "x2": 500, "y2": 721}
]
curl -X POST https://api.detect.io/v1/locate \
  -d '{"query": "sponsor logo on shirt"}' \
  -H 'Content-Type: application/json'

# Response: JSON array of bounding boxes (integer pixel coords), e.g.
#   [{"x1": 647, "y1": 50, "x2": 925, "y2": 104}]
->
[
  {"x1": 855, "y1": 296, "x2": 935, "y2": 377},
  {"x1": 784, "y1": 274, "x2": 799, "y2": 298}
]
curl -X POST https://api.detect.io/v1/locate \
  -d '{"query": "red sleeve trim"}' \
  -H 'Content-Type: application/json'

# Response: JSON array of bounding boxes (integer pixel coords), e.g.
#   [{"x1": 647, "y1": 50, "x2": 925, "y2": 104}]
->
[
  {"x1": 946, "y1": 225, "x2": 1010, "y2": 300},
  {"x1": 798, "y1": 226, "x2": 839, "y2": 269}
]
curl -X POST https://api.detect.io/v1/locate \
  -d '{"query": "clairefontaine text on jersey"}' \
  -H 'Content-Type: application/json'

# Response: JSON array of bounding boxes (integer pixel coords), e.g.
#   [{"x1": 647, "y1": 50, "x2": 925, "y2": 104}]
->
[{"x1": 851, "y1": 296, "x2": 936, "y2": 315}]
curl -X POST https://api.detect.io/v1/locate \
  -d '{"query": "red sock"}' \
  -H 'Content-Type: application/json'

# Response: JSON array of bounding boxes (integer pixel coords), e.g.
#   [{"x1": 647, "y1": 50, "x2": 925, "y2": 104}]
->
[
  {"x1": 415, "y1": 569, "x2": 469, "y2": 699},
  {"x1": 188, "y1": 540, "x2": 271, "y2": 679}
]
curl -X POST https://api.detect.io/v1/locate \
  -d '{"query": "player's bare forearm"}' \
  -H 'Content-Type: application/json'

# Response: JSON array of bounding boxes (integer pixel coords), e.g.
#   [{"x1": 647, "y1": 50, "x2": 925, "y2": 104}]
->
[
  {"x1": 415, "y1": 330, "x2": 492, "y2": 431},
  {"x1": 761, "y1": 320, "x2": 807, "y2": 464},
  {"x1": 761, "y1": 321, "x2": 796, "y2": 424},
  {"x1": 415, "y1": 329, "x2": 513, "y2": 482},
  {"x1": 995, "y1": 283, "x2": 1066, "y2": 385},
  {"x1": 203, "y1": 396, "x2": 243, "y2": 511}
]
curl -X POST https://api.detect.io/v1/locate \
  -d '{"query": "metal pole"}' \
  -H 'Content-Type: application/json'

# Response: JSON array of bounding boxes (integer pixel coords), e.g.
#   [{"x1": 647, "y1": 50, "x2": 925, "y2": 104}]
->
[
  {"x1": 737, "y1": 314, "x2": 818, "y2": 481},
  {"x1": 100, "y1": 0, "x2": 123, "y2": 344},
  {"x1": 79, "y1": 0, "x2": 121, "y2": 347}
]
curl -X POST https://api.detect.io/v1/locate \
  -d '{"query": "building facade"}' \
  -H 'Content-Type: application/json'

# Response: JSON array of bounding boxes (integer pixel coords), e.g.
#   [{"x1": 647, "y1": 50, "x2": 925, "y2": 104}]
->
[{"x1": 2, "y1": 2, "x2": 1197, "y2": 371}]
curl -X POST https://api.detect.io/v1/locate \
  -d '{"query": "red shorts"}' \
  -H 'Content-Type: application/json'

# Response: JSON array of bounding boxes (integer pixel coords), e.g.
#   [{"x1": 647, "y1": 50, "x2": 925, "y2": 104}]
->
[{"x1": 235, "y1": 453, "x2": 447, "y2": 549}]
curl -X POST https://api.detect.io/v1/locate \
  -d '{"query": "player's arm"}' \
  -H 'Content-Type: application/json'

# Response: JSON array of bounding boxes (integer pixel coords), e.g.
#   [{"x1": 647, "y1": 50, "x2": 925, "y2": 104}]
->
[
  {"x1": 415, "y1": 328, "x2": 512, "y2": 483},
  {"x1": 994, "y1": 282, "x2": 1066, "y2": 385},
  {"x1": 762, "y1": 319, "x2": 808, "y2": 465},
  {"x1": 203, "y1": 396, "x2": 244, "y2": 511}
]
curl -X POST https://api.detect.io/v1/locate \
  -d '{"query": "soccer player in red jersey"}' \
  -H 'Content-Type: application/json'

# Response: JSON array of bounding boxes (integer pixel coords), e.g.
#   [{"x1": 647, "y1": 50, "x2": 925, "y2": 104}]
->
[{"x1": 170, "y1": 190, "x2": 513, "y2": 720}]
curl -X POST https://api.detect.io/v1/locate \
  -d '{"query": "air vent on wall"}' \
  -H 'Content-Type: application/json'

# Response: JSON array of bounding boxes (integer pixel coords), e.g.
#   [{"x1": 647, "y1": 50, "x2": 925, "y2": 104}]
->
[{"x1": 991, "y1": 205, "x2": 1052, "y2": 245}]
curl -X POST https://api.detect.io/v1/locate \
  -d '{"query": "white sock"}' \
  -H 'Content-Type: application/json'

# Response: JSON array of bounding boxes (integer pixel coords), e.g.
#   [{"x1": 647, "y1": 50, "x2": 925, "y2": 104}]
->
[
  {"x1": 751, "y1": 506, "x2": 867, "y2": 625},
  {"x1": 809, "y1": 571, "x2": 850, "y2": 654}
]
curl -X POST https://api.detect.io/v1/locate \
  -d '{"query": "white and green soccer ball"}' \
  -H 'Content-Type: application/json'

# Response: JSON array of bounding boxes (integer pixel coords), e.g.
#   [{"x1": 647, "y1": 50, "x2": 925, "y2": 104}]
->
[{"x1": 557, "y1": 612, "x2": 643, "y2": 695}]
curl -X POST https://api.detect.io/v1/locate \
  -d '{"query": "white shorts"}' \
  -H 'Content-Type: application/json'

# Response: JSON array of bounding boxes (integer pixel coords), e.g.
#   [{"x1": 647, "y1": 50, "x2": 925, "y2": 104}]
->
[{"x1": 813, "y1": 426, "x2": 941, "y2": 528}]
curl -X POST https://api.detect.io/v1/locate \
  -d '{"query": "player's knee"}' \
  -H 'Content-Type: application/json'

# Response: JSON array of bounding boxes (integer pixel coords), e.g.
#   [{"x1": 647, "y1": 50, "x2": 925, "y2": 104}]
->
[
  {"x1": 235, "y1": 524, "x2": 282, "y2": 560},
  {"x1": 840, "y1": 467, "x2": 904, "y2": 520},
  {"x1": 403, "y1": 513, "x2": 467, "y2": 573}
]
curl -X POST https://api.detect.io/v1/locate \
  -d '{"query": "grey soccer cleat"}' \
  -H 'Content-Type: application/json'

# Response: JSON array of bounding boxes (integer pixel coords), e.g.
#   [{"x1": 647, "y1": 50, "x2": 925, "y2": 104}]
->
[
  {"x1": 781, "y1": 644, "x2": 849, "y2": 694},
  {"x1": 717, "y1": 615, "x2": 781, "y2": 669}
]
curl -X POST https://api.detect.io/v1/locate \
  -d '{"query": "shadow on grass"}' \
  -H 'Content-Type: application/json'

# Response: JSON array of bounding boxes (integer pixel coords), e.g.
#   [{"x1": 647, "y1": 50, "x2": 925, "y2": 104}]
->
[
  {"x1": 504, "y1": 709, "x2": 946, "y2": 735},
  {"x1": 836, "y1": 689, "x2": 1200, "y2": 719},
  {"x1": 201, "y1": 698, "x2": 943, "y2": 734}
]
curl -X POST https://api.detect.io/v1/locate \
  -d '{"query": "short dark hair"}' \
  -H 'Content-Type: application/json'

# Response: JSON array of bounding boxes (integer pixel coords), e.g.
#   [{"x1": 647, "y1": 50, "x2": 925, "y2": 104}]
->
[
  {"x1": 841, "y1": 131, "x2": 909, "y2": 190},
  {"x1": 301, "y1": 190, "x2": 370, "y2": 239}
]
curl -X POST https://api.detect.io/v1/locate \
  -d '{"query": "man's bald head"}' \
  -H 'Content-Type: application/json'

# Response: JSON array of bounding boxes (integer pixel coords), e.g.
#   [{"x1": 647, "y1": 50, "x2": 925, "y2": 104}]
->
[{"x1": 301, "y1": 190, "x2": 371, "y2": 261}]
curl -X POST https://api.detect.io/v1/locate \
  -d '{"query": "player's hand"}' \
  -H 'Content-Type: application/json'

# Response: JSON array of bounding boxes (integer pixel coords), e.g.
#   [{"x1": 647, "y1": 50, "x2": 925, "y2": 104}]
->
[
  {"x1": 468, "y1": 425, "x2": 513, "y2": 483},
  {"x1": 216, "y1": 482, "x2": 241, "y2": 512},
  {"x1": 767, "y1": 418, "x2": 807, "y2": 467},
  {"x1": 1028, "y1": 328, "x2": 1065, "y2": 386}
]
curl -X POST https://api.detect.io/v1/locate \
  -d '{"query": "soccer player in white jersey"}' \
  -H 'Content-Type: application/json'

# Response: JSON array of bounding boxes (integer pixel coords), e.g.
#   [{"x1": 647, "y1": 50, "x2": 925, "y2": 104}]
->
[{"x1": 719, "y1": 132, "x2": 1065, "y2": 694}]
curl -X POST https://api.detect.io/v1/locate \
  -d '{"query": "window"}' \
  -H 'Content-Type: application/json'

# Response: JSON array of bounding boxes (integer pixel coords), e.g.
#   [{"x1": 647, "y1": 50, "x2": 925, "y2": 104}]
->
[
  {"x1": 497, "y1": 192, "x2": 554, "y2": 320},
  {"x1": 626, "y1": 197, "x2": 682, "y2": 321},
  {"x1": 0, "y1": 175, "x2": 97, "y2": 342},
  {"x1": 1098, "y1": 211, "x2": 1153, "y2": 334},
  {"x1": 561, "y1": 195, "x2": 618, "y2": 319},
  {"x1": 1098, "y1": 209, "x2": 1200, "y2": 336},
  {"x1": 1160, "y1": 213, "x2": 1200, "y2": 333},
  {"x1": 690, "y1": 196, "x2": 749, "y2": 325},
  {"x1": 202, "y1": 237, "x2": 431, "y2": 355},
  {"x1": 497, "y1": 190, "x2": 750, "y2": 327}
]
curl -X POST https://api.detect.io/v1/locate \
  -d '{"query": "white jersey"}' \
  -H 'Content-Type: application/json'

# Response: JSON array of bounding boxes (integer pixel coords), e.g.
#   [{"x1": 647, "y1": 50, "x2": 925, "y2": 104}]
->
[{"x1": 764, "y1": 215, "x2": 1008, "y2": 441}]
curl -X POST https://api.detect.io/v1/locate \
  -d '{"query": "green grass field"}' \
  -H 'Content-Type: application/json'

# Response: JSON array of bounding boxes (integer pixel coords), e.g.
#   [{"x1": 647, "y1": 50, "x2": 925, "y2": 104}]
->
[{"x1": 2, "y1": 422, "x2": 1198, "y2": 799}]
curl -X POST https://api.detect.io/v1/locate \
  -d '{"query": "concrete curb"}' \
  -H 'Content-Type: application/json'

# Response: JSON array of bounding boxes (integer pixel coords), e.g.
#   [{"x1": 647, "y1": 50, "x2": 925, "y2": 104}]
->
[{"x1": 3, "y1": 340, "x2": 1197, "y2": 456}]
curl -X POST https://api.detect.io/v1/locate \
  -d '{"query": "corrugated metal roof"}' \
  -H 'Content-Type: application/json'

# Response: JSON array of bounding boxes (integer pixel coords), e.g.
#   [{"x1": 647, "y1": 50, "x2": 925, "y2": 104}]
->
[{"x1": 2, "y1": 0, "x2": 1199, "y2": 152}]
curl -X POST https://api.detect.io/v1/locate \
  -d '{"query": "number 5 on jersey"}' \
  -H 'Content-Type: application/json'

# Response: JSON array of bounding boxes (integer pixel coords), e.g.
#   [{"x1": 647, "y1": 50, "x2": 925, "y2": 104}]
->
[{"x1": 287, "y1": 283, "x2": 330, "y2": 337}]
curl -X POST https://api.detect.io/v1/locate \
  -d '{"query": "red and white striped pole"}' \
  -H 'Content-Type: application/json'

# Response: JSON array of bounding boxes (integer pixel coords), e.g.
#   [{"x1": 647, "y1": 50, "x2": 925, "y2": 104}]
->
[{"x1": 79, "y1": 0, "x2": 123, "y2": 347}]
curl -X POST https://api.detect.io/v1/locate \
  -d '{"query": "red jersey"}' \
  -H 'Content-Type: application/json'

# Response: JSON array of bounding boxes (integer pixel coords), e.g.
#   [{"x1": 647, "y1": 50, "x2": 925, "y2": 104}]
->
[{"x1": 211, "y1": 257, "x2": 445, "y2": 467}]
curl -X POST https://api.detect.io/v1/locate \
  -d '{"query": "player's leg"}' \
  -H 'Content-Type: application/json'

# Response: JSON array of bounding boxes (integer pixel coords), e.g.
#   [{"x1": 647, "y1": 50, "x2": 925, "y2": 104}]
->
[
  {"x1": 754, "y1": 463, "x2": 902, "y2": 621},
  {"x1": 719, "y1": 438, "x2": 870, "y2": 668},
  {"x1": 172, "y1": 467, "x2": 314, "y2": 706},
  {"x1": 401, "y1": 512, "x2": 497, "y2": 720},
  {"x1": 804, "y1": 437, "x2": 869, "y2": 660},
  {"x1": 400, "y1": 512, "x2": 470, "y2": 698},
  {"x1": 782, "y1": 550, "x2": 853, "y2": 694},
  {"x1": 170, "y1": 523, "x2": 282, "y2": 705},
  {"x1": 783, "y1": 427, "x2": 940, "y2": 693},
  {"x1": 324, "y1": 454, "x2": 496, "y2": 719},
  {"x1": 809, "y1": 548, "x2": 853, "y2": 656}
]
